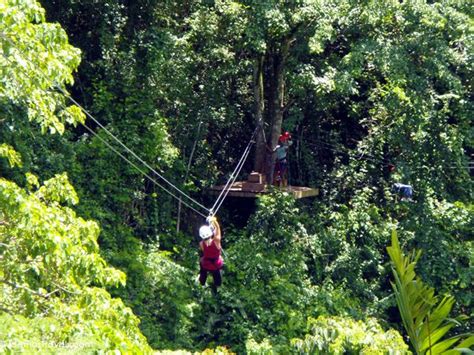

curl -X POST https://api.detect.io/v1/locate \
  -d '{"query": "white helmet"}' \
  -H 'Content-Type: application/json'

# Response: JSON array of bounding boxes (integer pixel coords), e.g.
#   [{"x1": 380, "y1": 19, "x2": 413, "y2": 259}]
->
[{"x1": 199, "y1": 225, "x2": 213, "y2": 239}]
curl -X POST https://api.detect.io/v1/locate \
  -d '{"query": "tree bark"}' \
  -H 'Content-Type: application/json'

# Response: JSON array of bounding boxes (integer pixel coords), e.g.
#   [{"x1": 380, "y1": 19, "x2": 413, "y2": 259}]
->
[
  {"x1": 253, "y1": 56, "x2": 266, "y2": 173},
  {"x1": 269, "y1": 39, "x2": 290, "y2": 149},
  {"x1": 266, "y1": 39, "x2": 291, "y2": 183},
  {"x1": 252, "y1": 37, "x2": 291, "y2": 179}
]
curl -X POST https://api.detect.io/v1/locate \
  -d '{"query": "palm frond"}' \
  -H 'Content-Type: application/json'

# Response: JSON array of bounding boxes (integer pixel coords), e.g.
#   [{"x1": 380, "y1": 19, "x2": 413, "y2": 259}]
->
[{"x1": 387, "y1": 230, "x2": 473, "y2": 354}]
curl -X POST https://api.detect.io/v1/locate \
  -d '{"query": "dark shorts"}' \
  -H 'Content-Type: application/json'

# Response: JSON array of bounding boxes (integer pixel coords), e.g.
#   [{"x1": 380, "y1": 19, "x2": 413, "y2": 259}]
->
[
  {"x1": 199, "y1": 266, "x2": 222, "y2": 287},
  {"x1": 275, "y1": 159, "x2": 287, "y2": 176}
]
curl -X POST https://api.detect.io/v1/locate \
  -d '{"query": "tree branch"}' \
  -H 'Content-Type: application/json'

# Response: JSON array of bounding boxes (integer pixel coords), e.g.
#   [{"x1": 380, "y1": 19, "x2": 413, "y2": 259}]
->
[
  {"x1": 0, "y1": 279, "x2": 59, "y2": 298},
  {"x1": 51, "y1": 282, "x2": 81, "y2": 295},
  {"x1": 283, "y1": 98, "x2": 296, "y2": 113}
]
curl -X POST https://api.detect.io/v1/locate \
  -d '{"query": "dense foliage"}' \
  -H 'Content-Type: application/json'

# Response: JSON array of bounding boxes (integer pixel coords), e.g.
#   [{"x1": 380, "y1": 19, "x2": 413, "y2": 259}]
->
[
  {"x1": 291, "y1": 316, "x2": 408, "y2": 354},
  {"x1": 0, "y1": 157, "x2": 151, "y2": 352},
  {"x1": 1, "y1": 0, "x2": 472, "y2": 352}
]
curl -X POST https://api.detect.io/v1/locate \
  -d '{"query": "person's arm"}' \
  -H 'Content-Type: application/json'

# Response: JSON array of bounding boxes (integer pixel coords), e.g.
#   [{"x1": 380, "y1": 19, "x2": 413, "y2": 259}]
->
[
  {"x1": 212, "y1": 220, "x2": 221, "y2": 242},
  {"x1": 272, "y1": 144, "x2": 280, "y2": 153},
  {"x1": 211, "y1": 220, "x2": 222, "y2": 250}
]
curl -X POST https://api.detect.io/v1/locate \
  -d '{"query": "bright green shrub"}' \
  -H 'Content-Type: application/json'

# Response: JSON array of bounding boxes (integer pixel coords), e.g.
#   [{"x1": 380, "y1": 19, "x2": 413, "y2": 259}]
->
[
  {"x1": 0, "y1": 0, "x2": 85, "y2": 133},
  {"x1": 0, "y1": 171, "x2": 152, "y2": 353},
  {"x1": 245, "y1": 337, "x2": 273, "y2": 355},
  {"x1": 396, "y1": 197, "x2": 473, "y2": 317},
  {"x1": 0, "y1": 313, "x2": 102, "y2": 353},
  {"x1": 291, "y1": 316, "x2": 409, "y2": 354}
]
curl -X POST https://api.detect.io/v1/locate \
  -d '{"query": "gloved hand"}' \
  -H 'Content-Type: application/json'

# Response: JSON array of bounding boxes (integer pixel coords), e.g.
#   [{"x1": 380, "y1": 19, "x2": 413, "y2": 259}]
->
[{"x1": 206, "y1": 216, "x2": 217, "y2": 224}]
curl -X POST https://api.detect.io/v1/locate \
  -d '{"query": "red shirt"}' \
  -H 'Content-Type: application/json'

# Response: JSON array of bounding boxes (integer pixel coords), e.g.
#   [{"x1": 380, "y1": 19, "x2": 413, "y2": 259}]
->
[{"x1": 200, "y1": 239, "x2": 224, "y2": 270}]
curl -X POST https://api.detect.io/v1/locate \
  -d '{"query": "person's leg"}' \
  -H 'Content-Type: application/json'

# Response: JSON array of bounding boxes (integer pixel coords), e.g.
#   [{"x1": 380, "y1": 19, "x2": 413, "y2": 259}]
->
[
  {"x1": 273, "y1": 161, "x2": 281, "y2": 185},
  {"x1": 278, "y1": 162, "x2": 286, "y2": 187},
  {"x1": 210, "y1": 269, "x2": 222, "y2": 296},
  {"x1": 212, "y1": 269, "x2": 222, "y2": 287},
  {"x1": 281, "y1": 163, "x2": 288, "y2": 187},
  {"x1": 199, "y1": 267, "x2": 208, "y2": 286}
]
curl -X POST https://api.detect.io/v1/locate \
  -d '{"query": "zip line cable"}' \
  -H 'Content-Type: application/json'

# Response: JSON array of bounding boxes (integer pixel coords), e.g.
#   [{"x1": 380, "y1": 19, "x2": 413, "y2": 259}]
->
[
  {"x1": 0, "y1": 41, "x2": 208, "y2": 217},
  {"x1": 294, "y1": 134, "x2": 392, "y2": 166},
  {"x1": 209, "y1": 122, "x2": 261, "y2": 213},
  {"x1": 293, "y1": 129, "x2": 393, "y2": 164},
  {"x1": 177, "y1": 121, "x2": 203, "y2": 232},
  {"x1": 1, "y1": 32, "x2": 266, "y2": 219},
  {"x1": 1, "y1": 33, "x2": 265, "y2": 219},
  {"x1": 81, "y1": 123, "x2": 208, "y2": 218},
  {"x1": 209, "y1": 122, "x2": 262, "y2": 216},
  {"x1": 2, "y1": 32, "x2": 471, "y2": 222},
  {"x1": 301, "y1": 138, "x2": 473, "y2": 172},
  {"x1": 0, "y1": 33, "x2": 210, "y2": 215},
  {"x1": 211, "y1": 137, "x2": 254, "y2": 216},
  {"x1": 55, "y1": 86, "x2": 210, "y2": 213},
  {"x1": 295, "y1": 133, "x2": 473, "y2": 170},
  {"x1": 209, "y1": 133, "x2": 253, "y2": 213},
  {"x1": 315, "y1": 135, "x2": 474, "y2": 170},
  {"x1": 305, "y1": 139, "x2": 390, "y2": 166}
]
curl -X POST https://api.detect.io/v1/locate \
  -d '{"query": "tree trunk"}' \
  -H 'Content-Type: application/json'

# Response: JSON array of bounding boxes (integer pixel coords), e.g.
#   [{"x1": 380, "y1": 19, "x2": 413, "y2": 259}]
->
[
  {"x1": 253, "y1": 56, "x2": 266, "y2": 173},
  {"x1": 269, "y1": 61, "x2": 285, "y2": 149},
  {"x1": 266, "y1": 40, "x2": 290, "y2": 183},
  {"x1": 252, "y1": 38, "x2": 291, "y2": 179}
]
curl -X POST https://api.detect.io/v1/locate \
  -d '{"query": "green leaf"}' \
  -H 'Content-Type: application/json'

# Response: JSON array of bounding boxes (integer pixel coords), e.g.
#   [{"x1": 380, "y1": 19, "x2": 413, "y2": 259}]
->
[{"x1": 388, "y1": 230, "x2": 473, "y2": 354}]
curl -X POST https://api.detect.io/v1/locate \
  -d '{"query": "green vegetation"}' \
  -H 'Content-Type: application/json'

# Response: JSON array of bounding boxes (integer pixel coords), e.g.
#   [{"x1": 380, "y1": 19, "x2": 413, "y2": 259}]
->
[
  {"x1": 291, "y1": 316, "x2": 409, "y2": 354},
  {"x1": 0, "y1": 0, "x2": 472, "y2": 353},
  {"x1": 387, "y1": 231, "x2": 473, "y2": 354}
]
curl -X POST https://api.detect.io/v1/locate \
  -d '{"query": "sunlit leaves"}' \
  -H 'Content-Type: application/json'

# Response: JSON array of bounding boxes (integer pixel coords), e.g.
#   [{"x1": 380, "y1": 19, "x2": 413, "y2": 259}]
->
[
  {"x1": 291, "y1": 316, "x2": 408, "y2": 354},
  {"x1": 0, "y1": 0, "x2": 82, "y2": 133},
  {"x1": 0, "y1": 143, "x2": 22, "y2": 167},
  {"x1": 126, "y1": 247, "x2": 195, "y2": 349},
  {"x1": 35, "y1": 173, "x2": 79, "y2": 205},
  {"x1": 0, "y1": 173, "x2": 150, "y2": 351}
]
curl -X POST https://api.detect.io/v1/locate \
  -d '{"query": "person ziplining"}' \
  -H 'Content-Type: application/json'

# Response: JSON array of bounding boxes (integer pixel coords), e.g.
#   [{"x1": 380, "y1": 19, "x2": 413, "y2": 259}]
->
[{"x1": 198, "y1": 216, "x2": 224, "y2": 294}]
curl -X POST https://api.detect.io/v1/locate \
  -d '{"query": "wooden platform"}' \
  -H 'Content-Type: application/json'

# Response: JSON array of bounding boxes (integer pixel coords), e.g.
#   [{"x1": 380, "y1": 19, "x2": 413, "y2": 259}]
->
[{"x1": 209, "y1": 181, "x2": 319, "y2": 199}]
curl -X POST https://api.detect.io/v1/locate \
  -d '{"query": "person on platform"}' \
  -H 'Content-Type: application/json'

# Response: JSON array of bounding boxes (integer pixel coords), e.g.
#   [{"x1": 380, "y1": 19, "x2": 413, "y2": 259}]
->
[{"x1": 273, "y1": 132, "x2": 292, "y2": 187}]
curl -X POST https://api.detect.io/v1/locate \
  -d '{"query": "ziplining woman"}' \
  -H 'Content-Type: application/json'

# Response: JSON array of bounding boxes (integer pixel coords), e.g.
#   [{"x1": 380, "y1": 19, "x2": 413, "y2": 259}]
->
[{"x1": 198, "y1": 216, "x2": 224, "y2": 293}]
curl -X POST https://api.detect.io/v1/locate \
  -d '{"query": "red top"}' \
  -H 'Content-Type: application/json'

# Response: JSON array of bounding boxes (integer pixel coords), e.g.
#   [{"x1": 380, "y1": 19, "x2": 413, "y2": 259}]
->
[{"x1": 200, "y1": 240, "x2": 224, "y2": 271}]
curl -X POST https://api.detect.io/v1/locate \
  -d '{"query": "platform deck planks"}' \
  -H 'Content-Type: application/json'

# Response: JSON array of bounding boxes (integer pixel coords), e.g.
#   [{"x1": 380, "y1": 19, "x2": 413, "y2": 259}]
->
[{"x1": 209, "y1": 181, "x2": 319, "y2": 199}]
